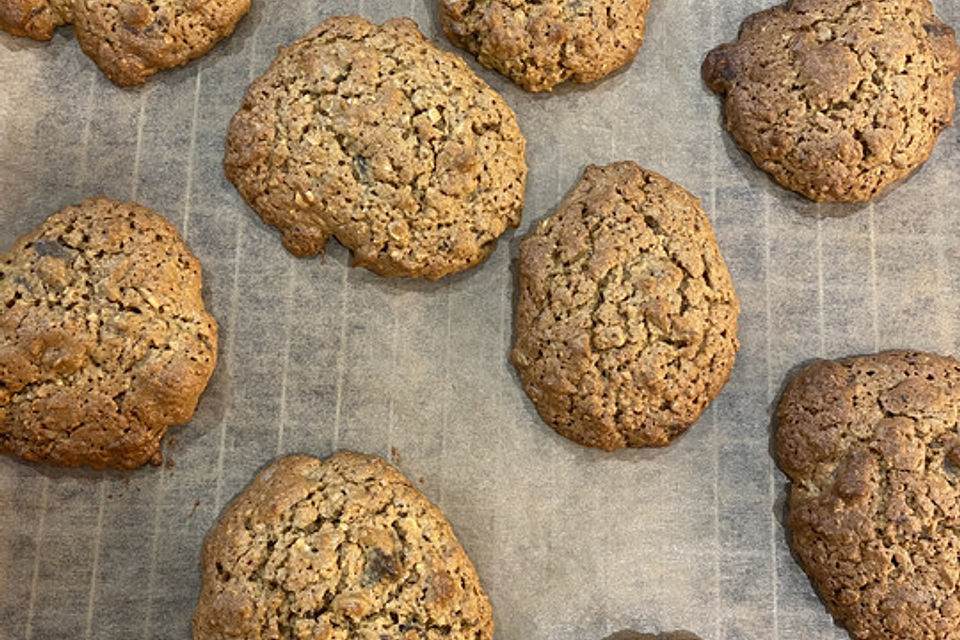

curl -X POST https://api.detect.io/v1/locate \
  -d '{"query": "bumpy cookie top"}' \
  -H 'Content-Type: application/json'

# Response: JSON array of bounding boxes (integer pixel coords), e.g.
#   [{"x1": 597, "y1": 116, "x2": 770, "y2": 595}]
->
[
  {"x1": 0, "y1": 0, "x2": 250, "y2": 85},
  {"x1": 703, "y1": 0, "x2": 960, "y2": 202},
  {"x1": 0, "y1": 197, "x2": 217, "y2": 469},
  {"x1": 193, "y1": 452, "x2": 493, "y2": 640},
  {"x1": 439, "y1": 0, "x2": 650, "y2": 92},
  {"x1": 511, "y1": 162, "x2": 739, "y2": 451},
  {"x1": 225, "y1": 16, "x2": 527, "y2": 280},
  {"x1": 777, "y1": 351, "x2": 960, "y2": 640}
]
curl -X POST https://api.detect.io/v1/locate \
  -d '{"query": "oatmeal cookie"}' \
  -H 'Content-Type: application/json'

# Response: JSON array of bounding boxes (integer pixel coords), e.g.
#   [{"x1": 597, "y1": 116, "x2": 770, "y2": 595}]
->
[
  {"x1": 777, "y1": 350, "x2": 960, "y2": 640},
  {"x1": 439, "y1": 0, "x2": 651, "y2": 92},
  {"x1": 193, "y1": 452, "x2": 493, "y2": 640},
  {"x1": 511, "y1": 162, "x2": 739, "y2": 450},
  {"x1": 703, "y1": 0, "x2": 960, "y2": 201},
  {"x1": 0, "y1": 0, "x2": 250, "y2": 86},
  {"x1": 224, "y1": 16, "x2": 527, "y2": 280},
  {"x1": 0, "y1": 197, "x2": 218, "y2": 469}
]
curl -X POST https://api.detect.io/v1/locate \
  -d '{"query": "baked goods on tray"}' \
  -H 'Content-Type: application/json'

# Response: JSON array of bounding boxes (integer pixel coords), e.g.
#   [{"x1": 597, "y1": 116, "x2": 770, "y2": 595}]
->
[
  {"x1": 225, "y1": 16, "x2": 527, "y2": 280},
  {"x1": 0, "y1": 197, "x2": 218, "y2": 469},
  {"x1": 703, "y1": 0, "x2": 960, "y2": 201},
  {"x1": 439, "y1": 0, "x2": 651, "y2": 92},
  {"x1": 193, "y1": 452, "x2": 493, "y2": 640},
  {"x1": 0, "y1": 0, "x2": 251, "y2": 85},
  {"x1": 778, "y1": 350, "x2": 960, "y2": 640},
  {"x1": 512, "y1": 161, "x2": 739, "y2": 450}
]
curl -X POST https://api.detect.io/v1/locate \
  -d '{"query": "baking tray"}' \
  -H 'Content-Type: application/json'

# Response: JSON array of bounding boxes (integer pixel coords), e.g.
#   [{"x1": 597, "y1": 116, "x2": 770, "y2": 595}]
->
[{"x1": 1, "y1": 0, "x2": 959, "y2": 638}]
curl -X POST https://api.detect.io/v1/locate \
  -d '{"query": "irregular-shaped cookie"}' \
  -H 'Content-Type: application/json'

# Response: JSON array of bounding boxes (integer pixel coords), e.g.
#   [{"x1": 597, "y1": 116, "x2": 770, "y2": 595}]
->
[
  {"x1": 193, "y1": 452, "x2": 493, "y2": 640},
  {"x1": 439, "y1": 0, "x2": 651, "y2": 92},
  {"x1": 703, "y1": 0, "x2": 960, "y2": 202},
  {"x1": 0, "y1": 0, "x2": 250, "y2": 86},
  {"x1": 0, "y1": 197, "x2": 218, "y2": 469},
  {"x1": 225, "y1": 16, "x2": 527, "y2": 280},
  {"x1": 777, "y1": 350, "x2": 960, "y2": 640},
  {"x1": 511, "y1": 162, "x2": 739, "y2": 450}
]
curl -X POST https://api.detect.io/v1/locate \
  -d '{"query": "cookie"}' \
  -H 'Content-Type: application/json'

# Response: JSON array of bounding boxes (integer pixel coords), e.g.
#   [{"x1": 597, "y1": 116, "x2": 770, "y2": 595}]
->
[
  {"x1": 703, "y1": 0, "x2": 960, "y2": 202},
  {"x1": 0, "y1": 197, "x2": 218, "y2": 469},
  {"x1": 224, "y1": 16, "x2": 527, "y2": 280},
  {"x1": 511, "y1": 162, "x2": 739, "y2": 450},
  {"x1": 439, "y1": 0, "x2": 650, "y2": 92},
  {"x1": 0, "y1": 0, "x2": 250, "y2": 86},
  {"x1": 777, "y1": 350, "x2": 960, "y2": 640},
  {"x1": 193, "y1": 452, "x2": 493, "y2": 640}
]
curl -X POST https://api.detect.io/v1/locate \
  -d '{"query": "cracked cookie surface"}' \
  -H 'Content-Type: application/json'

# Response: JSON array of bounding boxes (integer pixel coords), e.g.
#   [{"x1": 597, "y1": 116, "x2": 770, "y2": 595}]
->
[
  {"x1": 703, "y1": 0, "x2": 960, "y2": 202},
  {"x1": 0, "y1": 197, "x2": 218, "y2": 469},
  {"x1": 193, "y1": 452, "x2": 493, "y2": 640},
  {"x1": 439, "y1": 0, "x2": 650, "y2": 92},
  {"x1": 511, "y1": 162, "x2": 739, "y2": 451},
  {"x1": 777, "y1": 350, "x2": 960, "y2": 640},
  {"x1": 0, "y1": 0, "x2": 250, "y2": 86},
  {"x1": 224, "y1": 16, "x2": 527, "y2": 280}
]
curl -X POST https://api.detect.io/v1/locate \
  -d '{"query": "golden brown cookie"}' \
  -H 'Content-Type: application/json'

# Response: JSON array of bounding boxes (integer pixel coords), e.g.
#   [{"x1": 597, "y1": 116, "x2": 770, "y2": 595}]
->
[
  {"x1": 224, "y1": 16, "x2": 527, "y2": 280},
  {"x1": 0, "y1": 197, "x2": 218, "y2": 470},
  {"x1": 193, "y1": 452, "x2": 493, "y2": 640},
  {"x1": 511, "y1": 162, "x2": 739, "y2": 450},
  {"x1": 777, "y1": 350, "x2": 960, "y2": 640},
  {"x1": 0, "y1": 0, "x2": 250, "y2": 86},
  {"x1": 439, "y1": 0, "x2": 651, "y2": 92},
  {"x1": 703, "y1": 0, "x2": 960, "y2": 202}
]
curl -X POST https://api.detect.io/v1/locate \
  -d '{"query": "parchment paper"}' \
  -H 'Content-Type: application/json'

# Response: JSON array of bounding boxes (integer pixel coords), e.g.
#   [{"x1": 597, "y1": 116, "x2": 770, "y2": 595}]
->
[{"x1": 2, "y1": 0, "x2": 959, "y2": 638}]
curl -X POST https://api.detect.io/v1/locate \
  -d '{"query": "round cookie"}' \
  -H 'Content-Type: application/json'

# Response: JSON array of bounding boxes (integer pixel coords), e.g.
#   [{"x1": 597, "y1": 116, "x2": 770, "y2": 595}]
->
[
  {"x1": 0, "y1": 0, "x2": 250, "y2": 86},
  {"x1": 703, "y1": 0, "x2": 960, "y2": 202},
  {"x1": 777, "y1": 350, "x2": 960, "y2": 640},
  {"x1": 439, "y1": 0, "x2": 651, "y2": 92},
  {"x1": 193, "y1": 452, "x2": 493, "y2": 640},
  {"x1": 0, "y1": 197, "x2": 218, "y2": 470},
  {"x1": 511, "y1": 162, "x2": 739, "y2": 451},
  {"x1": 224, "y1": 16, "x2": 527, "y2": 280}
]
